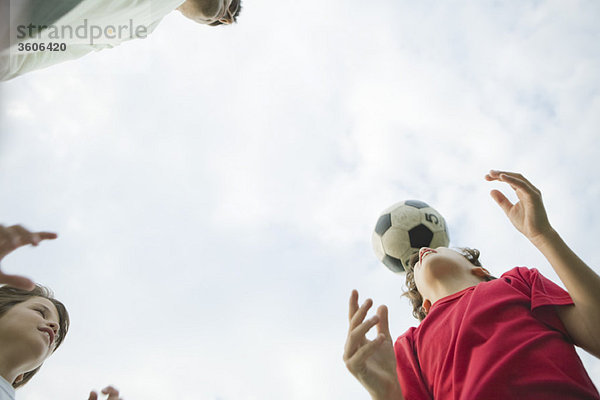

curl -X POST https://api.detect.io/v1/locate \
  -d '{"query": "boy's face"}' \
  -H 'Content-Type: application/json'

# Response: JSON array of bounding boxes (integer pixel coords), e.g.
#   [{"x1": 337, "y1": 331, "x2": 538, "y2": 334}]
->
[
  {"x1": 0, "y1": 296, "x2": 60, "y2": 378},
  {"x1": 412, "y1": 247, "x2": 480, "y2": 299}
]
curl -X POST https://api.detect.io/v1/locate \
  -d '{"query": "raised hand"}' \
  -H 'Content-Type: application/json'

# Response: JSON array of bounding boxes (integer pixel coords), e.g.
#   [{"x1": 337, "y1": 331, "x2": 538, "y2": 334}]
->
[
  {"x1": 343, "y1": 290, "x2": 403, "y2": 400},
  {"x1": 88, "y1": 386, "x2": 122, "y2": 400},
  {"x1": 485, "y1": 170, "x2": 553, "y2": 245},
  {"x1": 0, "y1": 224, "x2": 57, "y2": 290}
]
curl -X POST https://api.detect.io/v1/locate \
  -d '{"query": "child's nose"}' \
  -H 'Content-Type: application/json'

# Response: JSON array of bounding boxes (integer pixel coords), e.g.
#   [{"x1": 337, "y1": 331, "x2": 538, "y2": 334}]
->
[{"x1": 48, "y1": 321, "x2": 59, "y2": 334}]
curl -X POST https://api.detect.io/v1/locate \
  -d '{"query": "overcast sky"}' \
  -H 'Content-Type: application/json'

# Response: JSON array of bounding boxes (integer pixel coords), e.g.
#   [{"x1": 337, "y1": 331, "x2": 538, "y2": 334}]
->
[{"x1": 1, "y1": 1, "x2": 600, "y2": 399}]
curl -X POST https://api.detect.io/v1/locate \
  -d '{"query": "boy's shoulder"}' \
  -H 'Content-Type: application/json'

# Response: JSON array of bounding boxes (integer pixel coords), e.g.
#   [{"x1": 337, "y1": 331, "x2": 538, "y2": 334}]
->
[
  {"x1": 500, "y1": 266, "x2": 538, "y2": 281},
  {"x1": 500, "y1": 266, "x2": 562, "y2": 293},
  {"x1": 395, "y1": 326, "x2": 420, "y2": 354}
]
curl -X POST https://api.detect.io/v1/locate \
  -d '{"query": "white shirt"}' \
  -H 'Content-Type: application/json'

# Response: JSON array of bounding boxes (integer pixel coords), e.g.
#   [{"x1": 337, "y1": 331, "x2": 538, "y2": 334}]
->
[
  {"x1": 0, "y1": 376, "x2": 15, "y2": 400},
  {"x1": 0, "y1": 0, "x2": 184, "y2": 81}
]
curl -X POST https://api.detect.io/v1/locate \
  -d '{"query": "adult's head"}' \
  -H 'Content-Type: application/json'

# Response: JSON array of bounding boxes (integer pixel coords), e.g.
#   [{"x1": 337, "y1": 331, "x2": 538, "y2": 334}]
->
[
  {"x1": 0, "y1": 285, "x2": 69, "y2": 388},
  {"x1": 403, "y1": 247, "x2": 495, "y2": 321},
  {"x1": 177, "y1": 0, "x2": 242, "y2": 25}
]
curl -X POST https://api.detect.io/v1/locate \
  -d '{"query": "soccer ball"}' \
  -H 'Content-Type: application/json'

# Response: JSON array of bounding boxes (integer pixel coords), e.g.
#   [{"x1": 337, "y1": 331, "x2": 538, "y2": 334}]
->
[{"x1": 371, "y1": 200, "x2": 450, "y2": 273}]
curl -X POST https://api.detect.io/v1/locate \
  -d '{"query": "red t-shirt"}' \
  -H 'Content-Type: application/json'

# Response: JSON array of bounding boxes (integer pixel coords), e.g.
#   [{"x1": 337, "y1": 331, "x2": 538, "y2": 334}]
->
[{"x1": 394, "y1": 267, "x2": 600, "y2": 400}]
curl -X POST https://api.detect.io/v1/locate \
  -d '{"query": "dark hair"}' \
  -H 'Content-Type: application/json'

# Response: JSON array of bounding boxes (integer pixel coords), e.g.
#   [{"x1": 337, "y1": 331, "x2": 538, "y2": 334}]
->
[
  {"x1": 209, "y1": 0, "x2": 242, "y2": 25},
  {"x1": 0, "y1": 285, "x2": 70, "y2": 388},
  {"x1": 402, "y1": 248, "x2": 495, "y2": 322}
]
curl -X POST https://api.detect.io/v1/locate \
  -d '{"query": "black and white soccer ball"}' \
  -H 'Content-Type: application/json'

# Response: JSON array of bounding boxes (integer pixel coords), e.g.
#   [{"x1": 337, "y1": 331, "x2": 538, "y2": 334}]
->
[{"x1": 371, "y1": 200, "x2": 449, "y2": 273}]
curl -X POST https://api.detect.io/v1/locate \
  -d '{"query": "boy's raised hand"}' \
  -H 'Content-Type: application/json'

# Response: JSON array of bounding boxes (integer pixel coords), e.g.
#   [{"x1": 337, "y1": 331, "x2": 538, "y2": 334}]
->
[
  {"x1": 344, "y1": 290, "x2": 403, "y2": 400},
  {"x1": 0, "y1": 224, "x2": 57, "y2": 290},
  {"x1": 485, "y1": 170, "x2": 553, "y2": 245},
  {"x1": 88, "y1": 386, "x2": 122, "y2": 400}
]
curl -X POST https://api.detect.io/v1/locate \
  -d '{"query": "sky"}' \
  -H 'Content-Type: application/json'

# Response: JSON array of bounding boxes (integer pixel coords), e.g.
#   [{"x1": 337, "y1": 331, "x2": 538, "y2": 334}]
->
[{"x1": 1, "y1": 0, "x2": 600, "y2": 399}]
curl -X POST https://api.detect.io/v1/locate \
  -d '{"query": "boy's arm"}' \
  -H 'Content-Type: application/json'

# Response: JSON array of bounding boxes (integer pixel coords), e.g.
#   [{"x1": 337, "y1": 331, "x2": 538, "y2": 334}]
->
[
  {"x1": 486, "y1": 170, "x2": 600, "y2": 358},
  {"x1": 0, "y1": 224, "x2": 57, "y2": 290},
  {"x1": 535, "y1": 230, "x2": 600, "y2": 357}
]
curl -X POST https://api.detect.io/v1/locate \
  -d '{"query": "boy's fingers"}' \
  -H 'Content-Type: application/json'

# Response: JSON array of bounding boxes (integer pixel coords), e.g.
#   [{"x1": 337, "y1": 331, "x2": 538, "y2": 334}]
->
[
  {"x1": 88, "y1": 386, "x2": 120, "y2": 400},
  {"x1": 102, "y1": 385, "x2": 119, "y2": 393},
  {"x1": 376, "y1": 305, "x2": 392, "y2": 339},
  {"x1": 0, "y1": 226, "x2": 57, "y2": 248},
  {"x1": 28, "y1": 232, "x2": 57, "y2": 246},
  {"x1": 0, "y1": 228, "x2": 16, "y2": 248},
  {"x1": 101, "y1": 386, "x2": 121, "y2": 400},
  {"x1": 8, "y1": 225, "x2": 33, "y2": 246},
  {"x1": 349, "y1": 298, "x2": 373, "y2": 330},
  {"x1": 0, "y1": 225, "x2": 10, "y2": 240},
  {"x1": 490, "y1": 171, "x2": 540, "y2": 194},
  {"x1": 346, "y1": 334, "x2": 385, "y2": 370},
  {"x1": 501, "y1": 176, "x2": 543, "y2": 204},
  {"x1": 498, "y1": 174, "x2": 531, "y2": 193},
  {"x1": 485, "y1": 169, "x2": 507, "y2": 181},
  {"x1": 344, "y1": 316, "x2": 379, "y2": 361},
  {"x1": 495, "y1": 171, "x2": 535, "y2": 187},
  {"x1": 6, "y1": 225, "x2": 39, "y2": 247},
  {"x1": 0, "y1": 272, "x2": 35, "y2": 291},
  {"x1": 37, "y1": 232, "x2": 58, "y2": 241},
  {"x1": 349, "y1": 315, "x2": 379, "y2": 342},
  {"x1": 490, "y1": 190, "x2": 513, "y2": 215},
  {"x1": 348, "y1": 290, "x2": 359, "y2": 322}
]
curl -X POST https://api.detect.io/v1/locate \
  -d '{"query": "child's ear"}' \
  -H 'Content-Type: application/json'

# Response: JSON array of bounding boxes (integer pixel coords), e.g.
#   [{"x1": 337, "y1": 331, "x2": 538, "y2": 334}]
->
[
  {"x1": 14, "y1": 373, "x2": 24, "y2": 385},
  {"x1": 422, "y1": 299, "x2": 432, "y2": 314},
  {"x1": 471, "y1": 267, "x2": 491, "y2": 278}
]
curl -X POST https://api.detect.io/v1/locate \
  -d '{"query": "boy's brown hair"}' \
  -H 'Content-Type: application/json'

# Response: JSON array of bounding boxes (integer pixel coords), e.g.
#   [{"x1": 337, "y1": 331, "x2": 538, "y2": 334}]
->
[
  {"x1": 0, "y1": 285, "x2": 70, "y2": 388},
  {"x1": 403, "y1": 248, "x2": 495, "y2": 321}
]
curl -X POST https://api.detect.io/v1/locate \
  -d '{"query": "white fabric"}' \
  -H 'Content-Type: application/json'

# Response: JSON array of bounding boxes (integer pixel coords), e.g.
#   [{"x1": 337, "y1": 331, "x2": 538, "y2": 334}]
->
[
  {"x1": 0, "y1": 375, "x2": 15, "y2": 400},
  {"x1": 0, "y1": 0, "x2": 185, "y2": 81}
]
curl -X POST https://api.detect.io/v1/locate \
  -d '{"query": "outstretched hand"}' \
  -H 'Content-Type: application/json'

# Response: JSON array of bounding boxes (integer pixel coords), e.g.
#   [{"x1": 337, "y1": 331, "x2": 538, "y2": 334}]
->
[
  {"x1": 485, "y1": 170, "x2": 553, "y2": 244},
  {"x1": 88, "y1": 386, "x2": 122, "y2": 400},
  {"x1": 343, "y1": 290, "x2": 402, "y2": 400},
  {"x1": 0, "y1": 224, "x2": 57, "y2": 290}
]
